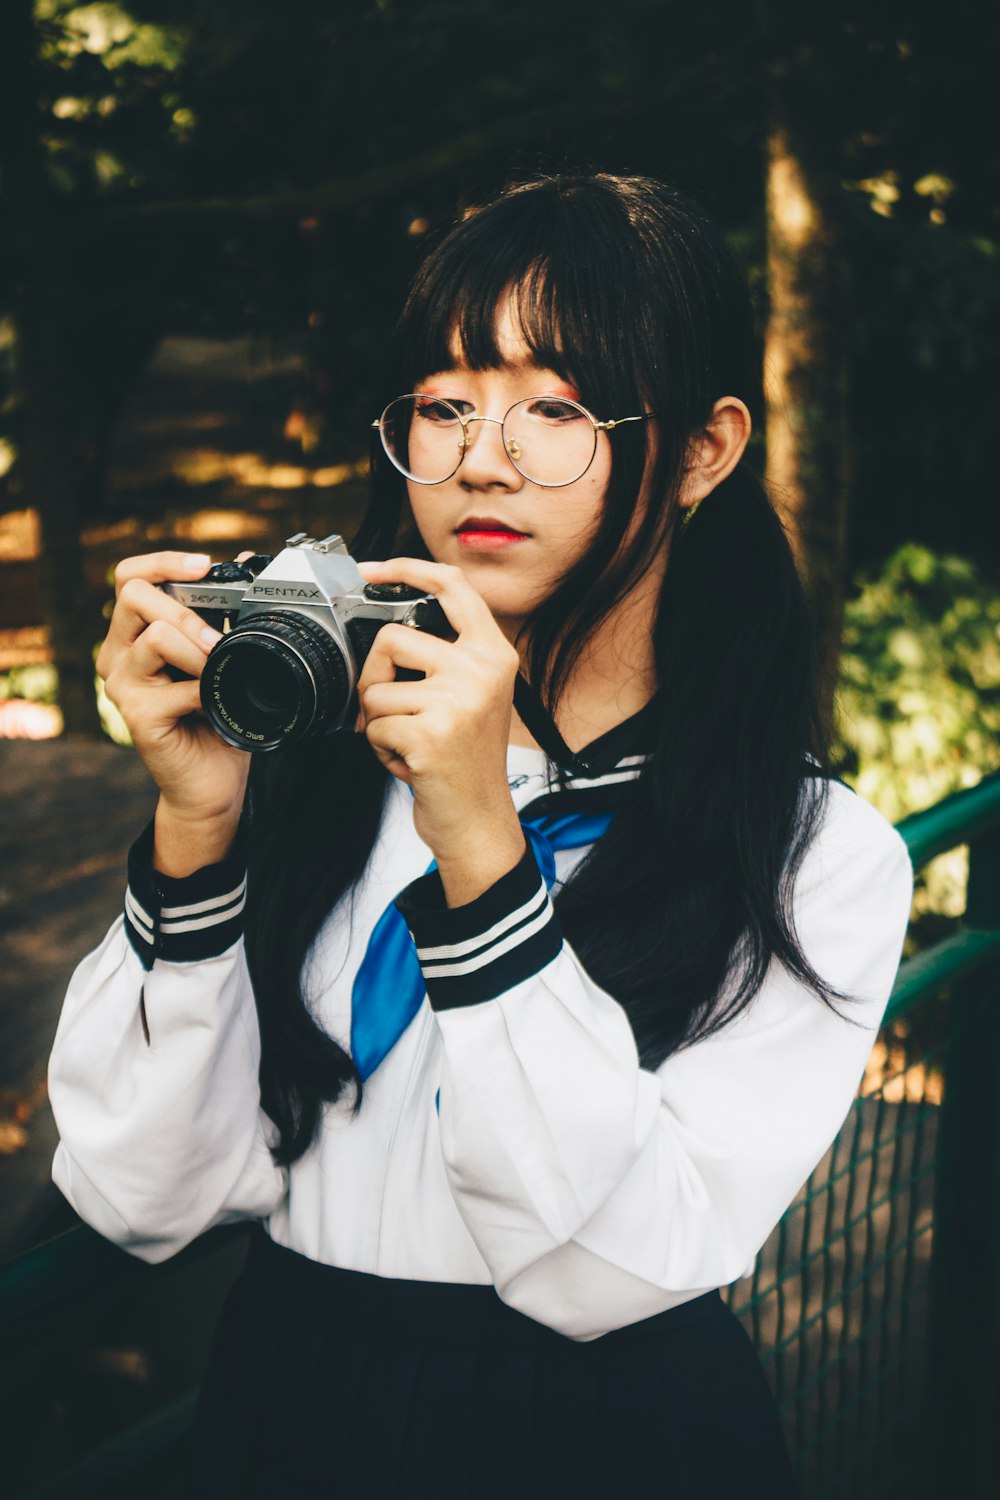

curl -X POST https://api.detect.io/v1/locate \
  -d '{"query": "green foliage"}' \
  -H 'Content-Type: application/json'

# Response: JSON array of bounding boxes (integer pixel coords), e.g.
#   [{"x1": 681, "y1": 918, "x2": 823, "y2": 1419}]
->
[
  {"x1": 0, "y1": 656, "x2": 133, "y2": 742},
  {"x1": 834, "y1": 544, "x2": 1000, "y2": 823},
  {"x1": 0, "y1": 662, "x2": 59, "y2": 703},
  {"x1": 33, "y1": 0, "x2": 192, "y2": 200}
]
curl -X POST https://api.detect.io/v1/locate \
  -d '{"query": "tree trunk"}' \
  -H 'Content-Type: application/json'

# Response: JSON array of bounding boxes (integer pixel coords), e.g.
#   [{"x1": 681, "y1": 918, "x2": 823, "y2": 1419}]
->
[
  {"x1": 764, "y1": 110, "x2": 851, "y2": 738},
  {"x1": 2, "y1": 2, "x2": 102, "y2": 735},
  {"x1": 14, "y1": 282, "x2": 105, "y2": 737},
  {"x1": 2, "y1": 0, "x2": 165, "y2": 737}
]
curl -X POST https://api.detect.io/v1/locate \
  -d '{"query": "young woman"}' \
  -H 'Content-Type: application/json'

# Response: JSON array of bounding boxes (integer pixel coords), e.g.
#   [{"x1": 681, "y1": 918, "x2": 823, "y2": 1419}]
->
[{"x1": 48, "y1": 174, "x2": 913, "y2": 1498}]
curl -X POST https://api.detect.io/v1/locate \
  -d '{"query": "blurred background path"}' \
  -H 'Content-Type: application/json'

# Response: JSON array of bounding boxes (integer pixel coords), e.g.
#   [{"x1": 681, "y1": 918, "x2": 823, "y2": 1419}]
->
[{"x1": 0, "y1": 738, "x2": 156, "y2": 1257}]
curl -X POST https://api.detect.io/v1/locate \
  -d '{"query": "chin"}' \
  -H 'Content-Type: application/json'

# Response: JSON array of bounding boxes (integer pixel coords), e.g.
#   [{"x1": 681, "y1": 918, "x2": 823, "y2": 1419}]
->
[
  {"x1": 420, "y1": 532, "x2": 550, "y2": 621},
  {"x1": 484, "y1": 595, "x2": 548, "y2": 640},
  {"x1": 451, "y1": 572, "x2": 534, "y2": 624}
]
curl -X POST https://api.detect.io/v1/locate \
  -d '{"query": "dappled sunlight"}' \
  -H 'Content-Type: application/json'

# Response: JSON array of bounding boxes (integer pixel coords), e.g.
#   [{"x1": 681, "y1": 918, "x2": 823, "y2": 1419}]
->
[
  {"x1": 768, "y1": 140, "x2": 817, "y2": 251},
  {"x1": 97, "y1": 674, "x2": 131, "y2": 745},
  {"x1": 0, "y1": 509, "x2": 41, "y2": 563},
  {"x1": 169, "y1": 507, "x2": 271, "y2": 543},
  {"x1": 0, "y1": 700, "x2": 62, "y2": 739},
  {"x1": 909, "y1": 847, "x2": 969, "y2": 923},
  {"x1": 45, "y1": 2, "x2": 186, "y2": 70},
  {"x1": 0, "y1": 628, "x2": 50, "y2": 672},
  {"x1": 0, "y1": 1080, "x2": 49, "y2": 1157},
  {"x1": 170, "y1": 450, "x2": 368, "y2": 491},
  {"x1": 862, "y1": 1038, "x2": 944, "y2": 1106}
]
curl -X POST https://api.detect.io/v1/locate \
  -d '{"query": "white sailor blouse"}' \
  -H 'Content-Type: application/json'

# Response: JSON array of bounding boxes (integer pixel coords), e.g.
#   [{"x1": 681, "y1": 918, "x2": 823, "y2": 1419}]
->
[{"x1": 48, "y1": 736, "x2": 914, "y2": 1343}]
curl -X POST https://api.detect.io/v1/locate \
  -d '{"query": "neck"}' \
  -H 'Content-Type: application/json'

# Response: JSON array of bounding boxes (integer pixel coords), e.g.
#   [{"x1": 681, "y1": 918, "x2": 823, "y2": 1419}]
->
[{"x1": 506, "y1": 562, "x2": 662, "y2": 755}]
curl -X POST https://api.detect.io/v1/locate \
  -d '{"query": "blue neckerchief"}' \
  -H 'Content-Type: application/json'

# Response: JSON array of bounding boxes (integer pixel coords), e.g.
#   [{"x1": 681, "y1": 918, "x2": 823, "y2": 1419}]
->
[{"x1": 350, "y1": 810, "x2": 612, "y2": 1080}]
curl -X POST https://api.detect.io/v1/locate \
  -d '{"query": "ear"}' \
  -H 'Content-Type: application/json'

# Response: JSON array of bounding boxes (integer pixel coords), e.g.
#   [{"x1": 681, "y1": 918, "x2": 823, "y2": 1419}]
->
[{"x1": 678, "y1": 398, "x2": 752, "y2": 508}]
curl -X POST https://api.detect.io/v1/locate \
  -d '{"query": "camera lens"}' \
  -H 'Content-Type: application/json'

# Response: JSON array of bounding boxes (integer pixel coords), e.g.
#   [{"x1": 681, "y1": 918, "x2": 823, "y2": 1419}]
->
[
  {"x1": 200, "y1": 612, "x2": 351, "y2": 751},
  {"x1": 242, "y1": 654, "x2": 300, "y2": 720}
]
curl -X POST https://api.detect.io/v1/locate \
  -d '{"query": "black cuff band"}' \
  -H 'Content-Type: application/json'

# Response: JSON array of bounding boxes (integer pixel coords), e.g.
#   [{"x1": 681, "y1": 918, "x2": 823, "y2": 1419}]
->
[
  {"x1": 124, "y1": 820, "x2": 247, "y2": 971},
  {"x1": 395, "y1": 844, "x2": 562, "y2": 1011}
]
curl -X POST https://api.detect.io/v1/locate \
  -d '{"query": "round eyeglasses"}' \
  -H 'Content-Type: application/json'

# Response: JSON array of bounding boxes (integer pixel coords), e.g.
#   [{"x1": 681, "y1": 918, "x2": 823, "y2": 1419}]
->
[{"x1": 371, "y1": 394, "x2": 652, "y2": 489}]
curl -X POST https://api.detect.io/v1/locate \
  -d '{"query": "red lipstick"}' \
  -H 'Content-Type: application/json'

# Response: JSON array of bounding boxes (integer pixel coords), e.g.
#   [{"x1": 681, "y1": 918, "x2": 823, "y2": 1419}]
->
[{"x1": 455, "y1": 516, "x2": 529, "y2": 551}]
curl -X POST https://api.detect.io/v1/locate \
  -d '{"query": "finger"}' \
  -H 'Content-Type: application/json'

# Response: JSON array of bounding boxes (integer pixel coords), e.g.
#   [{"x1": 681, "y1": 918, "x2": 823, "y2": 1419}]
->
[
  {"x1": 107, "y1": 675, "x2": 203, "y2": 728},
  {"x1": 114, "y1": 577, "x2": 213, "y2": 643},
  {"x1": 363, "y1": 712, "x2": 418, "y2": 768},
  {"x1": 358, "y1": 681, "x2": 427, "y2": 723},
  {"x1": 357, "y1": 558, "x2": 493, "y2": 638},
  {"x1": 128, "y1": 620, "x2": 213, "y2": 682},
  {"x1": 114, "y1": 552, "x2": 212, "y2": 598},
  {"x1": 356, "y1": 624, "x2": 453, "y2": 697},
  {"x1": 100, "y1": 579, "x2": 221, "y2": 679},
  {"x1": 143, "y1": 679, "x2": 205, "y2": 723}
]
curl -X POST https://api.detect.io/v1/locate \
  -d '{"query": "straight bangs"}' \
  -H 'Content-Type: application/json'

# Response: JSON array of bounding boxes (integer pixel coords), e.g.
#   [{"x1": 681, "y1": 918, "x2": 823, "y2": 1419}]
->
[{"x1": 390, "y1": 192, "x2": 648, "y2": 425}]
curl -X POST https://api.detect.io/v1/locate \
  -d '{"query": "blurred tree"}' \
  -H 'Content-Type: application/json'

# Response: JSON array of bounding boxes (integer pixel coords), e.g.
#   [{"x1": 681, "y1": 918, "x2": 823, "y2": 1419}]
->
[
  {"x1": 764, "y1": 93, "x2": 851, "y2": 735},
  {"x1": 1, "y1": 1, "x2": 185, "y2": 733},
  {"x1": 747, "y1": 1, "x2": 999, "y2": 728}
]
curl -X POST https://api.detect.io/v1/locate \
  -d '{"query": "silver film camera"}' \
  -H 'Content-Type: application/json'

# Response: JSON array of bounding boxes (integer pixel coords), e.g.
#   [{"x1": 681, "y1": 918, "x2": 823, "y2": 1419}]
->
[{"x1": 160, "y1": 533, "x2": 450, "y2": 751}]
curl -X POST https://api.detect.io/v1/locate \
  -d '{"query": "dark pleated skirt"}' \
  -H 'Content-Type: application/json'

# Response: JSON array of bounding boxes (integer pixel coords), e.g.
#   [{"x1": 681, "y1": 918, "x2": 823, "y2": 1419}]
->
[{"x1": 191, "y1": 1228, "x2": 799, "y2": 1500}]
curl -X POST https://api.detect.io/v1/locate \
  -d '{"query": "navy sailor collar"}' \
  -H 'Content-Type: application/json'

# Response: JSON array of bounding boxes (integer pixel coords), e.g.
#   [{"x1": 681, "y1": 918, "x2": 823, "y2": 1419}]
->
[{"x1": 513, "y1": 694, "x2": 658, "y2": 823}]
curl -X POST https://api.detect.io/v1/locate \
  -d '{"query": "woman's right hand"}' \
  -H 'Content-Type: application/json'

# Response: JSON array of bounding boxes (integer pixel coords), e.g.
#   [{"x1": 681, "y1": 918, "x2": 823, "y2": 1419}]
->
[{"x1": 98, "y1": 552, "x2": 251, "y2": 864}]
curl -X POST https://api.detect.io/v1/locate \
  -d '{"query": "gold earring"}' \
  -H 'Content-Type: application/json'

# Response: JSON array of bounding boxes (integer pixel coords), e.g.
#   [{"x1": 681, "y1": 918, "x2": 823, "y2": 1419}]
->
[{"x1": 680, "y1": 499, "x2": 702, "y2": 529}]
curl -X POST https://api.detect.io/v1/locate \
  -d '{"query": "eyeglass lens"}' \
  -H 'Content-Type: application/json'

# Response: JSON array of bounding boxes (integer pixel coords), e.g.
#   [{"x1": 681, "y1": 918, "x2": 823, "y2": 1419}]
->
[{"x1": 378, "y1": 396, "x2": 598, "y2": 486}]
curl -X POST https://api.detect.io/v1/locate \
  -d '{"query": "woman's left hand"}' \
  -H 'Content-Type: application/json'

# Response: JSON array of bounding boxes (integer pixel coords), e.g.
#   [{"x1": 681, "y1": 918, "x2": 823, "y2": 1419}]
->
[{"x1": 355, "y1": 559, "x2": 527, "y2": 906}]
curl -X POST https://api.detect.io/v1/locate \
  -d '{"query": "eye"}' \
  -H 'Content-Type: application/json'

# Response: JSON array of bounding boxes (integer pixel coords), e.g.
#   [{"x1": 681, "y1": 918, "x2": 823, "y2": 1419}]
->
[
  {"x1": 525, "y1": 397, "x2": 587, "y2": 423},
  {"x1": 413, "y1": 396, "x2": 473, "y2": 423}
]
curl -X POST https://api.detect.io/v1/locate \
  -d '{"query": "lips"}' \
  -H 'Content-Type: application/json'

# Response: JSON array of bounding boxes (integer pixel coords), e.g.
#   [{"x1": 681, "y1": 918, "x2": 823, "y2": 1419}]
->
[{"x1": 455, "y1": 516, "x2": 529, "y2": 537}]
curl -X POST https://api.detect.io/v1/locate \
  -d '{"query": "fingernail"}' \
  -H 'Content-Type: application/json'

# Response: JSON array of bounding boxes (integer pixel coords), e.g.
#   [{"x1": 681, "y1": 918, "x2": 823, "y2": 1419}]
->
[
  {"x1": 201, "y1": 626, "x2": 222, "y2": 648},
  {"x1": 184, "y1": 554, "x2": 211, "y2": 573}
]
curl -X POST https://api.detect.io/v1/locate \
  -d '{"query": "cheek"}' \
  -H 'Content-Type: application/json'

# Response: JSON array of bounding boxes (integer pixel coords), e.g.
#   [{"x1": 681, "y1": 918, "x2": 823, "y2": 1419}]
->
[
  {"x1": 545, "y1": 469, "x2": 609, "y2": 549},
  {"x1": 406, "y1": 486, "x2": 446, "y2": 548}
]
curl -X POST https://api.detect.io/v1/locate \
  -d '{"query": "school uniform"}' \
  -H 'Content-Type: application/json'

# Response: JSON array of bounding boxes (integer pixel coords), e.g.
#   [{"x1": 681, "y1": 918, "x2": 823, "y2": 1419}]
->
[{"x1": 48, "y1": 717, "x2": 913, "y2": 1498}]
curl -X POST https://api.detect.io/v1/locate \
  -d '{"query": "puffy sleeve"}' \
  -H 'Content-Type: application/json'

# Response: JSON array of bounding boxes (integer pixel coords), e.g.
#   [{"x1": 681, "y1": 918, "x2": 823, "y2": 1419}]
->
[
  {"x1": 48, "y1": 823, "x2": 288, "y2": 1264},
  {"x1": 395, "y1": 784, "x2": 914, "y2": 1341}
]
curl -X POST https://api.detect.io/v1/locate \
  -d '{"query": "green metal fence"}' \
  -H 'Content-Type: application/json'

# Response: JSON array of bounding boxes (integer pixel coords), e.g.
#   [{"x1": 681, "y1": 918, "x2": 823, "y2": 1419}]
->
[{"x1": 2, "y1": 769, "x2": 999, "y2": 1499}]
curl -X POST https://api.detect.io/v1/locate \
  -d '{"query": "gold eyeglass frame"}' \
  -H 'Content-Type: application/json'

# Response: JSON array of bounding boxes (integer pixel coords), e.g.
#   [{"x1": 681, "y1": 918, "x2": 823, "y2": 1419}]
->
[{"x1": 371, "y1": 394, "x2": 653, "y2": 489}]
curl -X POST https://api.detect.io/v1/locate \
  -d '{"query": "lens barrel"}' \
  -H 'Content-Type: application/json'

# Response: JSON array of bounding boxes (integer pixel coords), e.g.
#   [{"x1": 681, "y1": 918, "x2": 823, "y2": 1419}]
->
[{"x1": 200, "y1": 612, "x2": 351, "y2": 751}]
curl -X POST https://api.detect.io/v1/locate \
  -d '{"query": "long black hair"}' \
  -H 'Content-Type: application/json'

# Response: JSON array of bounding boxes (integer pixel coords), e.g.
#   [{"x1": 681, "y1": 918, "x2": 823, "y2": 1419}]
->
[{"x1": 247, "y1": 173, "x2": 852, "y2": 1167}]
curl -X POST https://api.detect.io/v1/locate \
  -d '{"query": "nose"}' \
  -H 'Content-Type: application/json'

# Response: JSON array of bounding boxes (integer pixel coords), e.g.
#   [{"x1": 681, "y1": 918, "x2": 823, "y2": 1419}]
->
[{"x1": 458, "y1": 416, "x2": 525, "y2": 490}]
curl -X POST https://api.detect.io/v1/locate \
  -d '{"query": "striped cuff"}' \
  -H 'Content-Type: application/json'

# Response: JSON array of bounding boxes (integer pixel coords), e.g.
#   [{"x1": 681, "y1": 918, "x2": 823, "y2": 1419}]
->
[
  {"x1": 124, "y1": 820, "x2": 247, "y2": 971},
  {"x1": 395, "y1": 845, "x2": 562, "y2": 1011}
]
